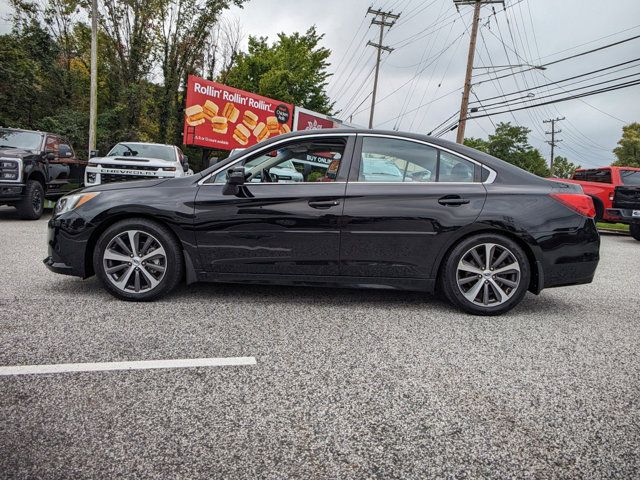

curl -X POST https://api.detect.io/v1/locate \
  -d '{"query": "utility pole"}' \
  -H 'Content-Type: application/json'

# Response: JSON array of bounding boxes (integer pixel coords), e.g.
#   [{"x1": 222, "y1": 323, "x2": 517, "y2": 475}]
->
[
  {"x1": 367, "y1": 7, "x2": 400, "y2": 129},
  {"x1": 454, "y1": 0, "x2": 504, "y2": 143},
  {"x1": 88, "y1": 0, "x2": 98, "y2": 157},
  {"x1": 544, "y1": 117, "x2": 565, "y2": 171}
]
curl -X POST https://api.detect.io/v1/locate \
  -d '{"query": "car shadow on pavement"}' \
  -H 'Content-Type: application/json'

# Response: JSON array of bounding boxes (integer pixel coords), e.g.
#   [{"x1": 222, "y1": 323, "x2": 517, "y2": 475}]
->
[{"x1": 46, "y1": 271, "x2": 578, "y2": 316}]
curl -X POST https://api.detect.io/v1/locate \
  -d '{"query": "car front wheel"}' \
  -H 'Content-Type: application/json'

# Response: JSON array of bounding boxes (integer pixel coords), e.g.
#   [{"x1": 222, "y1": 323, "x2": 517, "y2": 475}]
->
[
  {"x1": 93, "y1": 219, "x2": 183, "y2": 301},
  {"x1": 441, "y1": 234, "x2": 531, "y2": 315}
]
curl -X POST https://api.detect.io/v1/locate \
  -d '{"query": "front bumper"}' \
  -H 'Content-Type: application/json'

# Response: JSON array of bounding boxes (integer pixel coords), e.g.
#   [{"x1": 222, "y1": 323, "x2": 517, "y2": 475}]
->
[
  {"x1": 606, "y1": 208, "x2": 640, "y2": 224},
  {"x1": 0, "y1": 182, "x2": 24, "y2": 203},
  {"x1": 44, "y1": 213, "x2": 92, "y2": 278},
  {"x1": 85, "y1": 165, "x2": 178, "y2": 186}
]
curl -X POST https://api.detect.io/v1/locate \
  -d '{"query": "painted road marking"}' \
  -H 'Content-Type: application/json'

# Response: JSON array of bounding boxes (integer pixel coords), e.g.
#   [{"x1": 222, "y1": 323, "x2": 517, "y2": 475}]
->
[{"x1": 0, "y1": 357, "x2": 257, "y2": 376}]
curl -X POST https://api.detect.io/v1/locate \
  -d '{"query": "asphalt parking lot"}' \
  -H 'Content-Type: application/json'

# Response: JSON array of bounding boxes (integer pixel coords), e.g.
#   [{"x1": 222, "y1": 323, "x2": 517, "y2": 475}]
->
[{"x1": 1, "y1": 206, "x2": 639, "y2": 479}]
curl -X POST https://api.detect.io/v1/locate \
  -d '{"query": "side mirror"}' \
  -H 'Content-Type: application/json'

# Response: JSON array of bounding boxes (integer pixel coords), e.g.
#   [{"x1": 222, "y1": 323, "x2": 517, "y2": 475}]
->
[
  {"x1": 222, "y1": 166, "x2": 246, "y2": 196},
  {"x1": 90, "y1": 150, "x2": 99, "y2": 158},
  {"x1": 45, "y1": 152, "x2": 55, "y2": 161}
]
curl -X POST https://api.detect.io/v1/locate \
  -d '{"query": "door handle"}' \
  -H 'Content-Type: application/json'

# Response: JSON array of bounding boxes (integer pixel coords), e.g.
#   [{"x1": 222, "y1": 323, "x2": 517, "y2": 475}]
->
[
  {"x1": 308, "y1": 200, "x2": 341, "y2": 209},
  {"x1": 438, "y1": 195, "x2": 470, "y2": 206}
]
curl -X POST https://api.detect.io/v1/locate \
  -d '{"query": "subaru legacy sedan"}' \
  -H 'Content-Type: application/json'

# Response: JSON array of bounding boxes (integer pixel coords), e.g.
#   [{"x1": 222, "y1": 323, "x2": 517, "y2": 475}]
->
[{"x1": 44, "y1": 130, "x2": 599, "y2": 315}]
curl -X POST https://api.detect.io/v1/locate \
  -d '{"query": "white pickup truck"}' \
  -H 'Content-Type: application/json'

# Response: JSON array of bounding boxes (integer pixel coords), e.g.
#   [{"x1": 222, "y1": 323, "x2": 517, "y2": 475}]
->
[{"x1": 85, "y1": 142, "x2": 193, "y2": 186}]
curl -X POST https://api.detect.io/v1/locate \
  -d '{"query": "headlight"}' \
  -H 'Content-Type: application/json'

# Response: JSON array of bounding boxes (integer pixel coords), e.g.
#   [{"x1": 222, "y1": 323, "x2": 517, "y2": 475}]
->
[
  {"x1": 55, "y1": 192, "x2": 100, "y2": 216},
  {"x1": 1, "y1": 171, "x2": 18, "y2": 180}
]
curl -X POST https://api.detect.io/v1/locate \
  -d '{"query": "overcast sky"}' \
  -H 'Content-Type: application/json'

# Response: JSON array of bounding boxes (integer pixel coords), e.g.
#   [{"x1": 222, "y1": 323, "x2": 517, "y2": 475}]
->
[{"x1": 2, "y1": 0, "x2": 639, "y2": 167}]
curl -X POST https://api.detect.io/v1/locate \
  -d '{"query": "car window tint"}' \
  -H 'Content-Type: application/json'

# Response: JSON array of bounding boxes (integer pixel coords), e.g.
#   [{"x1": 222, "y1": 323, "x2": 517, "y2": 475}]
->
[
  {"x1": 211, "y1": 138, "x2": 347, "y2": 184},
  {"x1": 585, "y1": 169, "x2": 612, "y2": 183},
  {"x1": 621, "y1": 170, "x2": 640, "y2": 186},
  {"x1": 359, "y1": 137, "x2": 437, "y2": 183},
  {"x1": 438, "y1": 151, "x2": 475, "y2": 183}
]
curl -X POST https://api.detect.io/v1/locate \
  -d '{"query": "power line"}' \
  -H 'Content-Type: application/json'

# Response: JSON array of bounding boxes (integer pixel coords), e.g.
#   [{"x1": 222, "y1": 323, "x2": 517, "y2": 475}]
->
[{"x1": 465, "y1": 79, "x2": 640, "y2": 120}]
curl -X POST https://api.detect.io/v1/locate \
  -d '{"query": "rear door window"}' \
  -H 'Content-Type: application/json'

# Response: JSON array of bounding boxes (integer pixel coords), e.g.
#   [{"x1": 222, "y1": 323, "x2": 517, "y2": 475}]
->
[{"x1": 357, "y1": 137, "x2": 477, "y2": 183}]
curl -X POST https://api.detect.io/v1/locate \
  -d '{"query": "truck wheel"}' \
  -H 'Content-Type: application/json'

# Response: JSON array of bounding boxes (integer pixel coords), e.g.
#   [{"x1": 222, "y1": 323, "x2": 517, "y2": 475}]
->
[
  {"x1": 93, "y1": 218, "x2": 184, "y2": 301},
  {"x1": 441, "y1": 234, "x2": 531, "y2": 316},
  {"x1": 16, "y1": 180, "x2": 44, "y2": 220},
  {"x1": 630, "y1": 224, "x2": 640, "y2": 241}
]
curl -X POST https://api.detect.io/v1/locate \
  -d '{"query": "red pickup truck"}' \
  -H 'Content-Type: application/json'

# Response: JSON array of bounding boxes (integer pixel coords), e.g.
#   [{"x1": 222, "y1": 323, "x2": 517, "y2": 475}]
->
[{"x1": 549, "y1": 166, "x2": 640, "y2": 241}]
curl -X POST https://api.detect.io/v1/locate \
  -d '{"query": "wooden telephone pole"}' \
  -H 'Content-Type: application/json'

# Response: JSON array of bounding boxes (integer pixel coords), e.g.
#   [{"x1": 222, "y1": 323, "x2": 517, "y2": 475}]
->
[
  {"x1": 367, "y1": 7, "x2": 400, "y2": 129},
  {"x1": 544, "y1": 117, "x2": 565, "y2": 171},
  {"x1": 454, "y1": 0, "x2": 504, "y2": 144}
]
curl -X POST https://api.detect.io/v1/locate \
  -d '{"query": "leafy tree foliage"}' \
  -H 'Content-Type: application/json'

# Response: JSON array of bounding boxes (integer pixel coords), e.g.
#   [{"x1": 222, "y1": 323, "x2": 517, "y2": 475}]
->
[
  {"x1": 551, "y1": 156, "x2": 581, "y2": 179},
  {"x1": 464, "y1": 122, "x2": 550, "y2": 176},
  {"x1": 224, "y1": 27, "x2": 334, "y2": 114},
  {"x1": 612, "y1": 122, "x2": 640, "y2": 168},
  {"x1": 1, "y1": 1, "x2": 331, "y2": 165}
]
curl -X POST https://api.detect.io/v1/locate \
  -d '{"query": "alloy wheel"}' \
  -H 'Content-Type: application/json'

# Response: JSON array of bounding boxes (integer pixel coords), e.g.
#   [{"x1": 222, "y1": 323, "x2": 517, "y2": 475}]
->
[
  {"x1": 456, "y1": 243, "x2": 521, "y2": 307},
  {"x1": 102, "y1": 230, "x2": 167, "y2": 294}
]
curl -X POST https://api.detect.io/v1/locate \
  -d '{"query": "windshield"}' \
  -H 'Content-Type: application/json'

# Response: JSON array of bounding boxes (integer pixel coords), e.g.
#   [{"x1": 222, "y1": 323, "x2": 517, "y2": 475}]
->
[
  {"x1": 621, "y1": 170, "x2": 640, "y2": 186},
  {"x1": 0, "y1": 129, "x2": 42, "y2": 150},
  {"x1": 107, "y1": 143, "x2": 175, "y2": 162}
]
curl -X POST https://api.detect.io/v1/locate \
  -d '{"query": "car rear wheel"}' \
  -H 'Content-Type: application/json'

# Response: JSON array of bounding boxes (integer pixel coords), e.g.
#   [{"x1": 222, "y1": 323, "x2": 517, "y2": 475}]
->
[
  {"x1": 93, "y1": 219, "x2": 183, "y2": 301},
  {"x1": 441, "y1": 234, "x2": 531, "y2": 315},
  {"x1": 16, "y1": 180, "x2": 44, "y2": 220},
  {"x1": 630, "y1": 223, "x2": 640, "y2": 241}
]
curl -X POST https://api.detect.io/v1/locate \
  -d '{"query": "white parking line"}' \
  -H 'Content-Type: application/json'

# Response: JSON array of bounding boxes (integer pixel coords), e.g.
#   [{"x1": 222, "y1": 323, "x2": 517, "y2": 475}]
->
[{"x1": 0, "y1": 357, "x2": 257, "y2": 376}]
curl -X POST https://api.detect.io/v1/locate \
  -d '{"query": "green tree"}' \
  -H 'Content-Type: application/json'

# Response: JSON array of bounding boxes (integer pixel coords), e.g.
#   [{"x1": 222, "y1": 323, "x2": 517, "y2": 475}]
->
[
  {"x1": 224, "y1": 27, "x2": 334, "y2": 114},
  {"x1": 612, "y1": 122, "x2": 640, "y2": 167},
  {"x1": 156, "y1": 0, "x2": 246, "y2": 144},
  {"x1": 551, "y1": 156, "x2": 580, "y2": 179},
  {"x1": 464, "y1": 122, "x2": 550, "y2": 176}
]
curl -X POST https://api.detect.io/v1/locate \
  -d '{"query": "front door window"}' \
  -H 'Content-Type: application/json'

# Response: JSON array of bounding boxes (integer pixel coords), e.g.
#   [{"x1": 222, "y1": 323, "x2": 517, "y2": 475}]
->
[{"x1": 209, "y1": 137, "x2": 347, "y2": 184}]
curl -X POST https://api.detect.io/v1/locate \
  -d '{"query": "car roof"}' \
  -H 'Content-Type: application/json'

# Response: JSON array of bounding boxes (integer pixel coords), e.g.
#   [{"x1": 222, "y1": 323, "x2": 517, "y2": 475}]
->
[
  {"x1": 1, "y1": 127, "x2": 47, "y2": 135},
  {"x1": 115, "y1": 142, "x2": 175, "y2": 148}
]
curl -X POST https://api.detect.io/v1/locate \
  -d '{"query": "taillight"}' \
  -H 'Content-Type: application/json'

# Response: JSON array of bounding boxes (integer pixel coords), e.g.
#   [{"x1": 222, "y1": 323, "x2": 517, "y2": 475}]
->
[
  {"x1": 609, "y1": 192, "x2": 614, "y2": 202},
  {"x1": 550, "y1": 193, "x2": 596, "y2": 218}
]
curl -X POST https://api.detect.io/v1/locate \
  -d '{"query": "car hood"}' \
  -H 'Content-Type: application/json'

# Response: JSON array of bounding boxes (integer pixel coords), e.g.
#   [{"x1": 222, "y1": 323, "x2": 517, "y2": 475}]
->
[
  {"x1": 0, "y1": 147, "x2": 36, "y2": 158},
  {"x1": 83, "y1": 178, "x2": 171, "y2": 193},
  {"x1": 89, "y1": 156, "x2": 176, "y2": 167}
]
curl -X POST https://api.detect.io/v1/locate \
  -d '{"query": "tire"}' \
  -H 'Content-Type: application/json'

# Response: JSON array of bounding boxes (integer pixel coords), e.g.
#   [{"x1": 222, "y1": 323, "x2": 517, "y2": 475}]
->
[
  {"x1": 16, "y1": 180, "x2": 44, "y2": 220},
  {"x1": 441, "y1": 234, "x2": 531, "y2": 316},
  {"x1": 93, "y1": 218, "x2": 183, "y2": 301},
  {"x1": 630, "y1": 223, "x2": 640, "y2": 241}
]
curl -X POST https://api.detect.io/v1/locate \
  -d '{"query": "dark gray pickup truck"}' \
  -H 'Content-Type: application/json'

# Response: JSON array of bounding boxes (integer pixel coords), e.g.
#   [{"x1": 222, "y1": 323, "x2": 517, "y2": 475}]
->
[{"x1": 0, "y1": 128, "x2": 87, "y2": 219}]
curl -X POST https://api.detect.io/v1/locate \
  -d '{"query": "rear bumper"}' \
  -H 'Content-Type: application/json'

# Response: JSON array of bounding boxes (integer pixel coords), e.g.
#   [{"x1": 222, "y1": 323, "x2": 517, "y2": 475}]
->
[
  {"x1": 535, "y1": 219, "x2": 600, "y2": 290},
  {"x1": 606, "y1": 208, "x2": 640, "y2": 224}
]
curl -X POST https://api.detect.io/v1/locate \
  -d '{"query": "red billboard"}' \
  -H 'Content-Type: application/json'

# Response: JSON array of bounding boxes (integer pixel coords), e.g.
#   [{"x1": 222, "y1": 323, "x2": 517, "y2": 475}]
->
[
  {"x1": 183, "y1": 75, "x2": 293, "y2": 150},
  {"x1": 293, "y1": 108, "x2": 336, "y2": 130}
]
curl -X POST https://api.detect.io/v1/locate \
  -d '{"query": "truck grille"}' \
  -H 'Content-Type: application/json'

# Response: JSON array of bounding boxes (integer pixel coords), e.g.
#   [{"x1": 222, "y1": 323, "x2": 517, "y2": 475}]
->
[
  {"x1": 101, "y1": 174, "x2": 157, "y2": 184},
  {"x1": 107, "y1": 164, "x2": 158, "y2": 171}
]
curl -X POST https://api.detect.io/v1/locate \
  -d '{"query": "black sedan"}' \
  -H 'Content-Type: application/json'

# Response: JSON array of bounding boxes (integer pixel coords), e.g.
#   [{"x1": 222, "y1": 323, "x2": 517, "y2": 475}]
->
[{"x1": 44, "y1": 130, "x2": 599, "y2": 315}]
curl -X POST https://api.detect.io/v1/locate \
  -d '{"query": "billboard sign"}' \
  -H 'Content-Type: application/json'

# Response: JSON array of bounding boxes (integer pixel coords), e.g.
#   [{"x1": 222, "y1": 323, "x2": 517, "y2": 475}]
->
[
  {"x1": 293, "y1": 107, "x2": 336, "y2": 131},
  {"x1": 183, "y1": 75, "x2": 293, "y2": 150}
]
